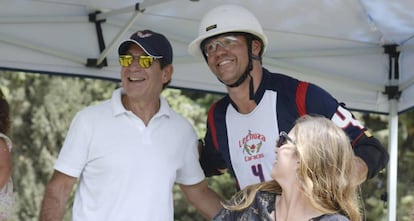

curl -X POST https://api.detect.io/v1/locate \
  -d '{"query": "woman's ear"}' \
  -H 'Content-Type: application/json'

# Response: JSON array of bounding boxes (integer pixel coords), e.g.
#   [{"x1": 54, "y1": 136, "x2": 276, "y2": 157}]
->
[{"x1": 293, "y1": 158, "x2": 301, "y2": 171}]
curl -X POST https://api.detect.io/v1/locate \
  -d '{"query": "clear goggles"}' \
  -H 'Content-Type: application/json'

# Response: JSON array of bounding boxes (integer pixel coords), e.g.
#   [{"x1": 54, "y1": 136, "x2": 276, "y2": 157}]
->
[{"x1": 202, "y1": 35, "x2": 240, "y2": 57}]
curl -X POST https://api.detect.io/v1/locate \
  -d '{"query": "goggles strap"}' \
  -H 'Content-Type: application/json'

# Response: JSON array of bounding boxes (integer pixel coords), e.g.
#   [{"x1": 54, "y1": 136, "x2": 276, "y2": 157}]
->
[{"x1": 224, "y1": 34, "x2": 255, "y2": 101}]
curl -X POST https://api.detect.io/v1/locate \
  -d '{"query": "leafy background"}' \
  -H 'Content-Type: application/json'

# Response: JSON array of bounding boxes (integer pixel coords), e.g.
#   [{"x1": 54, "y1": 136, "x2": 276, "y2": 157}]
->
[{"x1": 1, "y1": 70, "x2": 413, "y2": 220}]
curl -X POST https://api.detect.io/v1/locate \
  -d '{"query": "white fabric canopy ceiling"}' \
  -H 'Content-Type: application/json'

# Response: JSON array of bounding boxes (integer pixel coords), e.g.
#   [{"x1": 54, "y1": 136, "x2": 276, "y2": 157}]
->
[
  {"x1": 1, "y1": 1, "x2": 413, "y2": 220},
  {"x1": 1, "y1": 0, "x2": 413, "y2": 114}
]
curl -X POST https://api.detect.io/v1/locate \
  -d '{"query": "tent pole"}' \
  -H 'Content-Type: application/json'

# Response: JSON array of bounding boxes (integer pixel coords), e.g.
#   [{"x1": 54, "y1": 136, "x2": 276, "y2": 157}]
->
[
  {"x1": 85, "y1": 3, "x2": 143, "y2": 67},
  {"x1": 97, "y1": 4, "x2": 144, "y2": 64},
  {"x1": 383, "y1": 44, "x2": 400, "y2": 221},
  {"x1": 387, "y1": 99, "x2": 398, "y2": 221},
  {"x1": 96, "y1": 5, "x2": 143, "y2": 66}
]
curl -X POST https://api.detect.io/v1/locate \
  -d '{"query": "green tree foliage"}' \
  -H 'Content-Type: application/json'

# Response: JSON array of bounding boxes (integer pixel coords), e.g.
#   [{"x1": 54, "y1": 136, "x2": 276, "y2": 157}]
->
[
  {"x1": 394, "y1": 111, "x2": 414, "y2": 220},
  {"x1": 1, "y1": 70, "x2": 414, "y2": 220},
  {"x1": 162, "y1": 89, "x2": 238, "y2": 221},
  {"x1": 357, "y1": 113, "x2": 389, "y2": 220},
  {"x1": 358, "y1": 112, "x2": 414, "y2": 220},
  {"x1": 1, "y1": 71, "x2": 117, "y2": 220}
]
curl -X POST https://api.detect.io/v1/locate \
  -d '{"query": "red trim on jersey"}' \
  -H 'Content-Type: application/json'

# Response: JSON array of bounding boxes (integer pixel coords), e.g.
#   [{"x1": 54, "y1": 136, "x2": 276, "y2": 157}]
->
[
  {"x1": 352, "y1": 131, "x2": 365, "y2": 146},
  {"x1": 296, "y1": 81, "x2": 309, "y2": 116},
  {"x1": 207, "y1": 102, "x2": 219, "y2": 150}
]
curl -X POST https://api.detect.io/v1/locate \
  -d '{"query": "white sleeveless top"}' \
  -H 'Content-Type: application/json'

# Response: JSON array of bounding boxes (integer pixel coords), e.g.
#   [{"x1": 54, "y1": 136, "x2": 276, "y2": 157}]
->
[{"x1": 0, "y1": 133, "x2": 14, "y2": 221}]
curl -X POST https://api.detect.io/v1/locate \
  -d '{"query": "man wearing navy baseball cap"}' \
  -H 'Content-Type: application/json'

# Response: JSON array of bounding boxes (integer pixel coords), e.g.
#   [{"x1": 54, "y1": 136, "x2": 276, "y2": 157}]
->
[
  {"x1": 40, "y1": 29, "x2": 223, "y2": 221},
  {"x1": 119, "y1": 29, "x2": 173, "y2": 64},
  {"x1": 118, "y1": 29, "x2": 174, "y2": 89}
]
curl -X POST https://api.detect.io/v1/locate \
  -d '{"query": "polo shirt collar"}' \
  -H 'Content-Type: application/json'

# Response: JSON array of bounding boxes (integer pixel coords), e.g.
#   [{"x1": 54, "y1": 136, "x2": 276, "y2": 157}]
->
[{"x1": 111, "y1": 88, "x2": 171, "y2": 118}]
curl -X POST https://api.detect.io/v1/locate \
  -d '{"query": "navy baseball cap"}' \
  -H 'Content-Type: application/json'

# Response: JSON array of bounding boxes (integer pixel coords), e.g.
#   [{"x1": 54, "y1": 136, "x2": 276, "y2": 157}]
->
[{"x1": 118, "y1": 29, "x2": 173, "y2": 65}]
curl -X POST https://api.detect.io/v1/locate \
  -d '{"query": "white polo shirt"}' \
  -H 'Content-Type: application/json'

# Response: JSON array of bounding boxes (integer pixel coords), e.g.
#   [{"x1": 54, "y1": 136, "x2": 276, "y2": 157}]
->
[{"x1": 55, "y1": 88, "x2": 204, "y2": 221}]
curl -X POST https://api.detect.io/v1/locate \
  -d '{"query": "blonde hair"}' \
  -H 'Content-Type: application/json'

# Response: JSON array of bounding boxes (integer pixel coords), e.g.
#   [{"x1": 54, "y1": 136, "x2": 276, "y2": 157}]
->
[{"x1": 223, "y1": 115, "x2": 361, "y2": 221}]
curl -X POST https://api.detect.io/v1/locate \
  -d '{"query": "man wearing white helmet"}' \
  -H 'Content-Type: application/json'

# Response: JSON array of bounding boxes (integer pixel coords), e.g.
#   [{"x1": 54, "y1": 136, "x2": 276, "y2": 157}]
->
[{"x1": 188, "y1": 4, "x2": 388, "y2": 190}]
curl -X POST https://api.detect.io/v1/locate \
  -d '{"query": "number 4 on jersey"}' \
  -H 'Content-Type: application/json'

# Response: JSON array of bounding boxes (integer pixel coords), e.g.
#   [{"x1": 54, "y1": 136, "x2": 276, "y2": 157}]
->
[{"x1": 251, "y1": 164, "x2": 265, "y2": 182}]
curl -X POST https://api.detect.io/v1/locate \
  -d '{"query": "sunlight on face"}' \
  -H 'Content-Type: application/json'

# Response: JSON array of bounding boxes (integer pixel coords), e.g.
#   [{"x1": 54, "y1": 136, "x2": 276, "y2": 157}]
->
[{"x1": 121, "y1": 44, "x2": 169, "y2": 102}]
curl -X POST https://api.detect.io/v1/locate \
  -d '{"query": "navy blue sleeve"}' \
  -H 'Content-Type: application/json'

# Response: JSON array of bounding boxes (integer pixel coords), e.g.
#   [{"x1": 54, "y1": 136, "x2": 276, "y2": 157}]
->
[
  {"x1": 200, "y1": 127, "x2": 227, "y2": 177},
  {"x1": 305, "y1": 83, "x2": 365, "y2": 141},
  {"x1": 200, "y1": 101, "x2": 228, "y2": 177},
  {"x1": 305, "y1": 83, "x2": 389, "y2": 179}
]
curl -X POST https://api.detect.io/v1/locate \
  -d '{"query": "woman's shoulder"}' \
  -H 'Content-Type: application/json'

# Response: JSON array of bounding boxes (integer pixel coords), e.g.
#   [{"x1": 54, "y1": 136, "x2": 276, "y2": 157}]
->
[
  {"x1": 212, "y1": 191, "x2": 277, "y2": 221},
  {"x1": 256, "y1": 190, "x2": 277, "y2": 207},
  {"x1": 0, "y1": 132, "x2": 12, "y2": 151}
]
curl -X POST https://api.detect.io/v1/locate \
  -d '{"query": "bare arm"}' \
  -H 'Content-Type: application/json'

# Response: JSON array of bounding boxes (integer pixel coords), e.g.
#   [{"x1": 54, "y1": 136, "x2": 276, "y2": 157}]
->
[
  {"x1": 179, "y1": 179, "x2": 223, "y2": 219},
  {"x1": 353, "y1": 156, "x2": 368, "y2": 186},
  {"x1": 0, "y1": 140, "x2": 12, "y2": 189},
  {"x1": 39, "y1": 170, "x2": 77, "y2": 221}
]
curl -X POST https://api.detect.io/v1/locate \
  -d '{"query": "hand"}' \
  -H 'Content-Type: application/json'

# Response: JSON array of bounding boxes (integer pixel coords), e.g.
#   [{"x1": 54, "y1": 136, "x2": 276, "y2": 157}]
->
[{"x1": 352, "y1": 156, "x2": 368, "y2": 186}]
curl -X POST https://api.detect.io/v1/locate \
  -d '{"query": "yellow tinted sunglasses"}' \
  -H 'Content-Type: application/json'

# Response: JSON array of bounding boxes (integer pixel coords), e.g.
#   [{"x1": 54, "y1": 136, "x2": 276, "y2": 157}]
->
[{"x1": 119, "y1": 55, "x2": 158, "y2": 68}]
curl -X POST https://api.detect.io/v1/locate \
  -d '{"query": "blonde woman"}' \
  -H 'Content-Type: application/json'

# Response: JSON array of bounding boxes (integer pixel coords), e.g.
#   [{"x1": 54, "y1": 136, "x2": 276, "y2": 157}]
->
[
  {"x1": 214, "y1": 115, "x2": 361, "y2": 221},
  {"x1": 0, "y1": 89, "x2": 14, "y2": 221}
]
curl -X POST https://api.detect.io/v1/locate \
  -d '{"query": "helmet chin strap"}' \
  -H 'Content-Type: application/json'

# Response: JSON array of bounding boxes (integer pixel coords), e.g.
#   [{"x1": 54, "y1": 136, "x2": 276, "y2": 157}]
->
[
  {"x1": 205, "y1": 33, "x2": 260, "y2": 101},
  {"x1": 219, "y1": 62, "x2": 250, "y2": 88},
  {"x1": 220, "y1": 60, "x2": 254, "y2": 100},
  {"x1": 219, "y1": 38, "x2": 260, "y2": 101}
]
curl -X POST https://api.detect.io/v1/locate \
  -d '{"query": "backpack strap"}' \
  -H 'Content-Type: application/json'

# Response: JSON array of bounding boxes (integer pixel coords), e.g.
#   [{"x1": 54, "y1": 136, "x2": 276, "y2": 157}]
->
[{"x1": 296, "y1": 81, "x2": 309, "y2": 116}]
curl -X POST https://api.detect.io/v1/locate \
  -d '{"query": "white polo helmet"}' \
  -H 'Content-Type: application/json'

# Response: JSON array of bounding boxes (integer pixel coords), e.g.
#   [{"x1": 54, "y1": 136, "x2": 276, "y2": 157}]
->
[{"x1": 188, "y1": 4, "x2": 268, "y2": 58}]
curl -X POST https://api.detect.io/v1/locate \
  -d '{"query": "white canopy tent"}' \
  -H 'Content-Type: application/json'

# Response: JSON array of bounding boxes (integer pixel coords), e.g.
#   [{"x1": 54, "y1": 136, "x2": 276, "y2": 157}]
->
[{"x1": 1, "y1": 0, "x2": 413, "y2": 220}]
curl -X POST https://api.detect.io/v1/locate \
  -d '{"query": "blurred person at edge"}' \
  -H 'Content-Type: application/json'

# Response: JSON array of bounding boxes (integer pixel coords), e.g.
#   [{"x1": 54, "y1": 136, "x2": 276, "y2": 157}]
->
[
  {"x1": 0, "y1": 89, "x2": 14, "y2": 221},
  {"x1": 39, "y1": 29, "x2": 222, "y2": 221},
  {"x1": 188, "y1": 4, "x2": 389, "y2": 191},
  {"x1": 213, "y1": 115, "x2": 361, "y2": 221}
]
